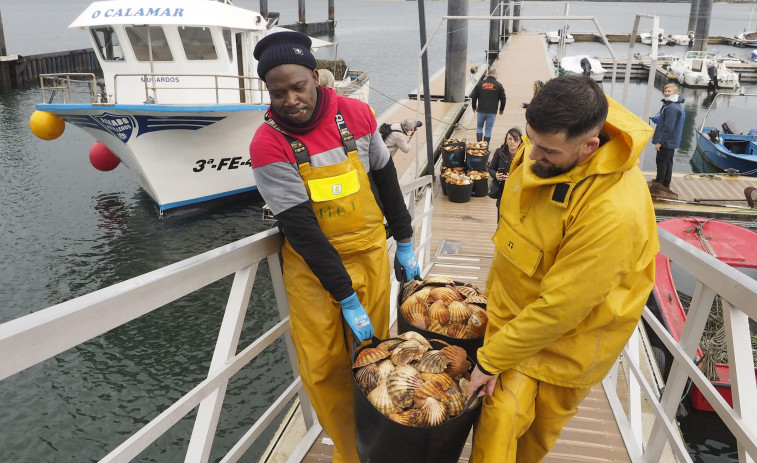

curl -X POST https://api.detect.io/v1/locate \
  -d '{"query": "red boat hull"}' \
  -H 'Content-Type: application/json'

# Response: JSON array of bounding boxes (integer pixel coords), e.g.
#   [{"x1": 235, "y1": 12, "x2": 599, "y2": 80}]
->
[{"x1": 653, "y1": 217, "x2": 757, "y2": 412}]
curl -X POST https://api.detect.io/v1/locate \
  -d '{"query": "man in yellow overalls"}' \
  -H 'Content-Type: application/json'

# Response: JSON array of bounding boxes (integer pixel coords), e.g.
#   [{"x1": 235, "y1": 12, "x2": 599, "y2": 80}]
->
[
  {"x1": 249, "y1": 31, "x2": 419, "y2": 463},
  {"x1": 467, "y1": 75, "x2": 659, "y2": 462}
]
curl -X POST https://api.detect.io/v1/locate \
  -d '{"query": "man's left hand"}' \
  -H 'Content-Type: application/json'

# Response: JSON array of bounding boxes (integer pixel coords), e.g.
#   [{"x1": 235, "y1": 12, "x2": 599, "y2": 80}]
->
[{"x1": 467, "y1": 365, "x2": 497, "y2": 398}]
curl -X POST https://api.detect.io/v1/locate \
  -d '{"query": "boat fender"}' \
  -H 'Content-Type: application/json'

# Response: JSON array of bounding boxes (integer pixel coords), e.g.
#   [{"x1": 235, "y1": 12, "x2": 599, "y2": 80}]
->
[
  {"x1": 29, "y1": 110, "x2": 65, "y2": 140},
  {"x1": 89, "y1": 141, "x2": 121, "y2": 171}
]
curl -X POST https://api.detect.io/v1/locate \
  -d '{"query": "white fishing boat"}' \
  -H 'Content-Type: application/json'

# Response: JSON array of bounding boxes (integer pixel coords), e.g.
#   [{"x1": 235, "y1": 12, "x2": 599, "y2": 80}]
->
[
  {"x1": 731, "y1": 30, "x2": 757, "y2": 48},
  {"x1": 665, "y1": 32, "x2": 694, "y2": 46},
  {"x1": 545, "y1": 29, "x2": 574, "y2": 44},
  {"x1": 29, "y1": 0, "x2": 369, "y2": 217},
  {"x1": 640, "y1": 28, "x2": 668, "y2": 45},
  {"x1": 558, "y1": 55, "x2": 606, "y2": 81},
  {"x1": 669, "y1": 50, "x2": 740, "y2": 89}
]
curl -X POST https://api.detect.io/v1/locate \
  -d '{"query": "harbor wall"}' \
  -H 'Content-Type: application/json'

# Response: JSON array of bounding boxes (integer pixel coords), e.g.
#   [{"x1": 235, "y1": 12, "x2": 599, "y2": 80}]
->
[{"x1": 0, "y1": 49, "x2": 99, "y2": 92}]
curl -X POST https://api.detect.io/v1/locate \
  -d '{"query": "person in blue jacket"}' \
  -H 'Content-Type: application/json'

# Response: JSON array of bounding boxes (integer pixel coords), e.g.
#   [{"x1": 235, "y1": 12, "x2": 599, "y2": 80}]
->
[{"x1": 649, "y1": 83, "x2": 685, "y2": 189}]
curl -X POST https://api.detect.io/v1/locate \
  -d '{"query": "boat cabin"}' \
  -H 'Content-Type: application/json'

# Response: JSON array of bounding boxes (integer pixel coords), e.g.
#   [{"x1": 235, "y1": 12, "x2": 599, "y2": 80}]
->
[{"x1": 69, "y1": 0, "x2": 269, "y2": 105}]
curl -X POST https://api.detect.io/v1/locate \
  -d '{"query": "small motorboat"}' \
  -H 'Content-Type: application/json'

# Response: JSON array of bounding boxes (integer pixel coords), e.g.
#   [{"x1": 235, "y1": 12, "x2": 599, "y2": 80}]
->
[
  {"x1": 665, "y1": 32, "x2": 695, "y2": 47},
  {"x1": 695, "y1": 91, "x2": 757, "y2": 176},
  {"x1": 669, "y1": 50, "x2": 740, "y2": 89},
  {"x1": 648, "y1": 217, "x2": 757, "y2": 411},
  {"x1": 545, "y1": 29, "x2": 574, "y2": 44},
  {"x1": 558, "y1": 55, "x2": 605, "y2": 82},
  {"x1": 731, "y1": 30, "x2": 757, "y2": 48},
  {"x1": 640, "y1": 28, "x2": 668, "y2": 45}
]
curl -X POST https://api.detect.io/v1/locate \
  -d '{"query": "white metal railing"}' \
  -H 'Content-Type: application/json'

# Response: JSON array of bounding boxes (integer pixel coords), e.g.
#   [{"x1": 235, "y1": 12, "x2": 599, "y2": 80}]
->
[
  {"x1": 603, "y1": 227, "x2": 757, "y2": 463},
  {"x1": 40, "y1": 73, "x2": 99, "y2": 104},
  {"x1": 0, "y1": 175, "x2": 434, "y2": 462}
]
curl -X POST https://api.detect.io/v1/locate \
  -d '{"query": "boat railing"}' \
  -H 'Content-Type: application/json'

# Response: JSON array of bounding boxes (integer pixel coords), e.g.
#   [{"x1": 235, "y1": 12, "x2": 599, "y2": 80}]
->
[
  {"x1": 603, "y1": 227, "x2": 757, "y2": 462},
  {"x1": 38, "y1": 72, "x2": 271, "y2": 106},
  {"x1": 39, "y1": 72, "x2": 100, "y2": 104},
  {"x1": 0, "y1": 175, "x2": 434, "y2": 462}
]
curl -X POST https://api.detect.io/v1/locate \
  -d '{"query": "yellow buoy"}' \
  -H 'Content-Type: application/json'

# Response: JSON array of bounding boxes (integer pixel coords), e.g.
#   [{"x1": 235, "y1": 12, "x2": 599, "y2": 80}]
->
[{"x1": 29, "y1": 110, "x2": 65, "y2": 140}]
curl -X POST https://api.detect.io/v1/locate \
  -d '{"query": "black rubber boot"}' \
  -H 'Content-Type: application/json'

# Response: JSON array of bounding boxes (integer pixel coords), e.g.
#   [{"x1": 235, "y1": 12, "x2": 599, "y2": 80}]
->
[
  {"x1": 484, "y1": 137, "x2": 491, "y2": 145},
  {"x1": 476, "y1": 133, "x2": 483, "y2": 142}
]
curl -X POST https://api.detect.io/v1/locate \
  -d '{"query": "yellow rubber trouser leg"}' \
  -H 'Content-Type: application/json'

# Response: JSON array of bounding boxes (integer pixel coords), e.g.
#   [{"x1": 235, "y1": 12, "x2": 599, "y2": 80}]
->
[
  {"x1": 516, "y1": 382, "x2": 591, "y2": 463},
  {"x1": 470, "y1": 369, "x2": 539, "y2": 463},
  {"x1": 282, "y1": 239, "x2": 389, "y2": 463}
]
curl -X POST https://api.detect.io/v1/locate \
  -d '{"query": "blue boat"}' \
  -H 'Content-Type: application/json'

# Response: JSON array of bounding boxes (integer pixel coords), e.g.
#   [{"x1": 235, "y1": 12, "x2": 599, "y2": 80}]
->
[{"x1": 695, "y1": 91, "x2": 757, "y2": 176}]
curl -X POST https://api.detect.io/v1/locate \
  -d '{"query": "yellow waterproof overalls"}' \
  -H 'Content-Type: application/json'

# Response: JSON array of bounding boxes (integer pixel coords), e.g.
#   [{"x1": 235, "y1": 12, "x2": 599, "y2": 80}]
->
[{"x1": 267, "y1": 113, "x2": 390, "y2": 463}]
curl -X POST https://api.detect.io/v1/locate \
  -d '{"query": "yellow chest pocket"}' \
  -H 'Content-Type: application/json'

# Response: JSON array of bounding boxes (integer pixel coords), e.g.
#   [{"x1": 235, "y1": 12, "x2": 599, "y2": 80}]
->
[
  {"x1": 307, "y1": 169, "x2": 361, "y2": 202},
  {"x1": 493, "y1": 219, "x2": 543, "y2": 277}
]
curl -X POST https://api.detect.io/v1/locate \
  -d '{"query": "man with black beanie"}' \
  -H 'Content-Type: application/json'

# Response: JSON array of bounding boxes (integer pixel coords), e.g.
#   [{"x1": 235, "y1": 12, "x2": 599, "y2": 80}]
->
[{"x1": 249, "y1": 31, "x2": 419, "y2": 463}]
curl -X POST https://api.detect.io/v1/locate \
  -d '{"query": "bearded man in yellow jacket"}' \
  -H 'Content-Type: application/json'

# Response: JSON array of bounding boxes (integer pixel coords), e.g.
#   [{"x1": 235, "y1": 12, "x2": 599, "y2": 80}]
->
[{"x1": 466, "y1": 75, "x2": 659, "y2": 463}]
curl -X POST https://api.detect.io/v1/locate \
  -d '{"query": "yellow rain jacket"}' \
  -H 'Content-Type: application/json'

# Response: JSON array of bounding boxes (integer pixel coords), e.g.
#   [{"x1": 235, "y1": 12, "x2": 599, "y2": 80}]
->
[{"x1": 478, "y1": 96, "x2": 659, "y2": 388}]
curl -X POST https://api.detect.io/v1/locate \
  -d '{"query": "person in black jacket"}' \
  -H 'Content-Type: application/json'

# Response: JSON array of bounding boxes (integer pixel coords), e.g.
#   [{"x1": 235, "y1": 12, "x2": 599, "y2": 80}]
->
[
  {"x1": 487, "y1": 127, "x2": 522, "y2": 219},
  {"x1": 470, "y1": 67, "x2": 507, "y2": 144}
]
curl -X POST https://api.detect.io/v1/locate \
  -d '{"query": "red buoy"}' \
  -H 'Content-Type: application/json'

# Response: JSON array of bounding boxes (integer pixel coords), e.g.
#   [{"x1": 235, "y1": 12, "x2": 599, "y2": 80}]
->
[{"x1": 89, "y1": 141, "x2": 121, "y2": 171}]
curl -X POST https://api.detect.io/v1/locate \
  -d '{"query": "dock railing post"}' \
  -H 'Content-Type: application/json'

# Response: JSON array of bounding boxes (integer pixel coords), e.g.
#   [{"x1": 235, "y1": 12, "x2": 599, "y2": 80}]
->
[{"x1": 417, "y1": 0, "x2": 436, "y2": 178}]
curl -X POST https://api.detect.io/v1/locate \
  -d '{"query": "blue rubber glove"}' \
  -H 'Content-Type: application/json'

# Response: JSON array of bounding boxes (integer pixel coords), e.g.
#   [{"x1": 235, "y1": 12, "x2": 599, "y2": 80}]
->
[
  {"x1": 395, "y1": 241, "x2": 420, "y2": 281},
  {"x1": 339, "y1": 292, "x2": 373, "y2": 342}
]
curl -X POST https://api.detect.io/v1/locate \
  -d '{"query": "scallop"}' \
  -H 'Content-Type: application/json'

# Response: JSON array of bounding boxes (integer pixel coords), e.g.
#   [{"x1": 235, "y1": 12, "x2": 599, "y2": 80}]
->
[
  {"x1": 455, "y1": 285, "x2": 479, "y2": 299},
  {"x1": 386, "y1": 364, "x2": 424, "y2": 408},
  {"x1": 426, "y1": 318, "x2": 446, "y2": 334},
  {"x1": 415, "y1": 350, "x2": 449, "y2": 374},
  {"x1": 465, "y1": 295, "x2": 488, "y2": 307},
  {"x1": 429, "y1": 287, "x2": 462, "y2": 305},
  {"x1": 420, "y1": 372, "x2": 457, "y2": 390},
  {"x1": 376, "y1": 338, "x2": 403, "y2": 352},
  {"x1": 376, "y1": 359, "x2": 395, "y2": 383},
  {"x1": 442, "y1": 345, "x2": 471, "y2": 379},
  {"x1": 446, "y1": 387, "x2": 467, "y2": 417},
  {"x1": 389, "y1": 409, "x2": 422, "y2": 427},
  {"x1": 424, "y1": 276, "x2": 456, "y2": 287},
  {"x1": 406, "y1": 311, "x2": 428, "y2": 330},
  {"x1": 352, "y1": 347, "x2": 390, "y2": 368},
  {"x1": 466, "y1": 308, "x2": 488, "y2": 339},
  {"x1": 427, "y1": 300, "x2": 450, "y2": 325},
  {"x1": 355, "y1": 363, "x2": 378, "y2": 393},
  {"x1": 411, "y1": 287, "x2": 432, "y2": 304},
  {"x1": 401, "y1": 279, "x2": 425, "y2": 303},
  {"x1": 397, "y1": 331, "x2": 433, "y2": 350},
  {"x1": 413, "y1": 379, "x2": 448, "y2": 408},
  {"x1": 400, "y1": 297, "x2": 428, "y2": 320},
  {"x1": 391, "y1": 339, "x2": 427, "y2": 365},
  {"x1": 445, "y1": 323, "x2": 467, "y2": 339},
  {"x1": 419, "y1": 397, "x2": 449, "y2": 426},
  {"x1": 368, "y1": 381, "x2": 396, "y2": 416},
  {"x1": 447, "y1": 301, "x2": 473, "y2": 325}
]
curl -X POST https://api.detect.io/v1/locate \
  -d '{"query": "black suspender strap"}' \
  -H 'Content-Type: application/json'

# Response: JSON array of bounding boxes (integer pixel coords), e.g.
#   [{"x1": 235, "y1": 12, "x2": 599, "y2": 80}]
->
[{"x1": 265, "y1": 110, "x2": 358, "y2": 168}]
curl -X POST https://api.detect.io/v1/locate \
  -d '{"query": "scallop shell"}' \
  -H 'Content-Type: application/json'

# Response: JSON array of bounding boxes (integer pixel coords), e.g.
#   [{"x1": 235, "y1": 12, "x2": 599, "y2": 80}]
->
[
  {"x1": 410, "y1": 287, "x2": 432, "y2": 305},
  {"x1": 458, "y1": 376, "x2": 471, "y2": 395},
  {"x1": 376, "y1": 338, "x2": 403, "y2": 352},
  {"x1": 455, "y1": 285, "x2": 479, "y2": 299},
  {"x1": 420, "y1": 372, "x2": 457, "y2": 390},
  {"x1": 427, "y1": 300, "x2": 450, "y2": 325},
  {"x1": 413, "y1": 379, "x2": 449, "y2": 408},
  {"x1": 400, "y1": 297, "x2": 428, "y2": 320},
  {"x1": 445, "y1": 323, "x2": 467, "y2": 339},
  {"x1": 397, "y1": 331, "x2": 433, "y2": 350},
  {"x1": 401, "y1": 279, "x2": 425, "y2": 303},
  {"x1": 446, "y1": 387, "x2": 466, "y2": 417},
  {"x1": 423, "y1": 276, "x2": 456, "y2": 287},
  {"x1": 429, "y1": 287, "x2": 462, "y2": 305},
  {"x1": 465, "y1": 295, "x2": 488, "y2": 308},
  {"x1": 391, "y1": 339, "x2": 427, "y2": 365},
  {"x1": 442, "y1": 345, "x2": 471, "y2": 379},
  {"x1": 376, "y1": 359, "x2": 395, "y2": 383},
  {"x1": 447, "y1": 301, "x2": 473, "y2": 325},
  {"x1": 368, "y1": 381, "x2": 397, "y2": 416},
  {"x1": 389, "y1": 409, "x2": 422, "y2": 427},
  {"x1": 415, "y1": 350, "x2": 449, "y2": 374},
  {"x1": 426, "y1": 318, "x2": 446, "y2": 334},
  {"x1": 466, "y1": 308, "x2": 488, "y2": 339},
  {"x1": 352, "y1": 347, "x2": 390, "y2": 368},
  {"x1": 419, "y1": 397, "x2": 449, "y2": 426},
  {"x1": 405, "y1": 311, "x2": 428, "y2": 330},
  {"x1": 355, "y1": 363, "x2": 378, "y2": 393},
  {"x1": 386, "y1": 364, "x2": 424, "y2": 408}
]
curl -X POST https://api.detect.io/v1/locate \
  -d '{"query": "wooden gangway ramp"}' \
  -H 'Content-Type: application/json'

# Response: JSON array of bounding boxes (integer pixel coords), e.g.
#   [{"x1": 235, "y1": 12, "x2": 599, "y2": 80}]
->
[{"x1": 297, "y1": 33, "x2": 633, "y2": 463}]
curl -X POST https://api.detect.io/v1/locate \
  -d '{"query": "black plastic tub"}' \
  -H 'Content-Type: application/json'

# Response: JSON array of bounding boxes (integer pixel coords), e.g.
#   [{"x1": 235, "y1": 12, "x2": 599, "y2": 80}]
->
[
  {"x1": 353, "y1": 338, "x2": 481, "y2": 463},
  {"x1": 441, "y1": 143, "x2": 466, "y2": 168},
  {"x1": 471, "y1": 178, "x2": 488, "y2": 197},
  {"x1": 446, "y1": 183, "x2": 473, "y2": 203},
  {"x1": 466, "y1": 152, "x2": 489, "y2": 172}
]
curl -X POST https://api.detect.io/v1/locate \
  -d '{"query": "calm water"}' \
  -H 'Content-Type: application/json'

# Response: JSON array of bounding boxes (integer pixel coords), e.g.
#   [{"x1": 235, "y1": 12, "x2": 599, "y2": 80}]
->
[{"x1": 1, "y1": 1, "x2": 755, "y2": 461}]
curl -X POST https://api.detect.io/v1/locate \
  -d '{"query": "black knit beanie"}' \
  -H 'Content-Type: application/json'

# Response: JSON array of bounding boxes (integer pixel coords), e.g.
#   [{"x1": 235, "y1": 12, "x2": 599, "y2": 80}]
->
[{"x1": 254, "y1": 31, "x2": 317, "y2": 82}]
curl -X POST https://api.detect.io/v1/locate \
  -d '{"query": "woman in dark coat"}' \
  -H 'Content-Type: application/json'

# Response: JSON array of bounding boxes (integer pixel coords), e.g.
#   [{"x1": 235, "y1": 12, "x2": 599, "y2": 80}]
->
[{"x1": 487, "y1": 127, "x2": 522, "y2": 219}]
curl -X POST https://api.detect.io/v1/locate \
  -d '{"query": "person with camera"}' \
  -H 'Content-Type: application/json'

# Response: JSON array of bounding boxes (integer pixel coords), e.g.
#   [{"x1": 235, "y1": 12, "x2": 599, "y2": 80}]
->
[
  {"x1": 487, "y1": 127, "x2": 522, "y2": 219},
  {"x1": 383, "y1": 118, "x2": 422, "y2": 157}
]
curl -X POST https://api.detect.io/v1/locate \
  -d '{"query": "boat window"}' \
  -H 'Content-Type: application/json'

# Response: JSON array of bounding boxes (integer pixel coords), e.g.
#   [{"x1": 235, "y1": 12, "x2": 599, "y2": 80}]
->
[
  {"x1": 179, "y1": 26, "x2": 217, "y2": 61},
  {"x1": 91, "y1": 27, "x2": 125, "y2": 61},
  {"x1": 126, "y1": 26, "x2": 174, "y2": 62},
  {"x1": 222, "y1": 29, "x2": 234, "y2": 62}
]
